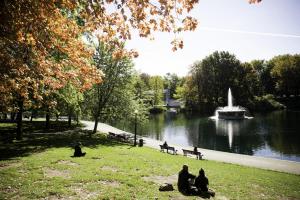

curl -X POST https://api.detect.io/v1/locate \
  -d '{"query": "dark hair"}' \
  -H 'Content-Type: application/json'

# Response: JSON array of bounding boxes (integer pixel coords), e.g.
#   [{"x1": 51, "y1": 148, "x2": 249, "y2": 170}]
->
[{"x1": 199, "y1": 168, "x2": 205, "y2": 176}]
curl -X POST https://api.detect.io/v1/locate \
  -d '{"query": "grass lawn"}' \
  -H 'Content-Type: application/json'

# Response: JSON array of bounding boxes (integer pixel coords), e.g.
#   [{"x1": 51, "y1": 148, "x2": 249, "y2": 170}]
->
[{"x1": 0, "y1": 123, "x2": 300, "y2": 200}]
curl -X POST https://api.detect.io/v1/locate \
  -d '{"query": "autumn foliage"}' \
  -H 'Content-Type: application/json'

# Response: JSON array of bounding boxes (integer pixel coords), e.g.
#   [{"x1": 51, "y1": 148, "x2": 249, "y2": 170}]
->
[{"x1": 0, "y1": 0, "x2": 206, "y2": 112}]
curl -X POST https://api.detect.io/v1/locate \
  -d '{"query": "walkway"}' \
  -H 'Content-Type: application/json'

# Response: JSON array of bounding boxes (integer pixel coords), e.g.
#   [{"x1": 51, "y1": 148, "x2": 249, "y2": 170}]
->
[{"x1": 82, "y1": 121, "x2": 300, "y2": 175}]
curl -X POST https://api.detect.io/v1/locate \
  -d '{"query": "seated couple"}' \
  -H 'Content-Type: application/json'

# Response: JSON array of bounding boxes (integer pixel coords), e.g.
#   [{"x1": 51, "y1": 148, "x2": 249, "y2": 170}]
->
[{"x1": 178, "y1": 165, "x2": 215, "y2": 198}]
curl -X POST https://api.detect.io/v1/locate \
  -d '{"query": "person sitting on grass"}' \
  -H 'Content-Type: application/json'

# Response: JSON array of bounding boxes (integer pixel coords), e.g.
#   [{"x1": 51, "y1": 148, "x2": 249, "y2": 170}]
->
[
  {"x1": 73, "y1": 142, "x2": 86, "y2": 157},
  {"x1": 177, "y1": 165, "x2": 197, "y2": 195},
  {"x1": 194, "y1": 168, "x2": 215, "y2": 198}
]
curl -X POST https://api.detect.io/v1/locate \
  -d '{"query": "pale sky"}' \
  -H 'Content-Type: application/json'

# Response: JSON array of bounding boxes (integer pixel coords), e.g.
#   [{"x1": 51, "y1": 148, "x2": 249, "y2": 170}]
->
[{"x1": 126, "y1": 0, "x2": 300, "y2": 76}]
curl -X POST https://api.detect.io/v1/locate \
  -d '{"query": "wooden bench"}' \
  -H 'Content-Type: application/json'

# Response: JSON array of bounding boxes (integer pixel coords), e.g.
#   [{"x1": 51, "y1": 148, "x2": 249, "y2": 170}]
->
[
  {"x1": 108, "y1": 132, "x2": 117, "y2": 139},
  {"x1": 108, "y1": 132, "x2": 135, "y2": 143},
  {"x1": 182, "y1": 149, "x2": 203, "y2": 160},
  {"x1": 160, "y1": 145, "x2": 177, "y2": 155}
]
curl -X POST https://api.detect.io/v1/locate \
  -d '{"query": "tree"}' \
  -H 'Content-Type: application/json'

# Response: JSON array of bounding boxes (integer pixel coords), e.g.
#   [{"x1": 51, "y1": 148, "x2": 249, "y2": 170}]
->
[
  {"x1": 83, "y1": 40, "x2": 143, "y2": 133},
  {"x1": 186, "y1": 51, "x2": 260, "y2": 112},
  {"x1": 0, "y1": 0, "x2": 261, "y2": 138},
  {"x1": 0, "y1": 0, "x2": 102, "y2": 139},
  {"x1": 57, "y1": 83, "x2": 83, "y2": 127},
  {"x1": 0, "y1": 0, "x2": 200, "y2": 139},
  {"x1": 164, "y1": 73, "x2": 181, "y2": 98},
  {"x1": 0, "y1": 0, "x2": 261, "y2": 110},
  {"x1": 270, "y1": 54, "x2": 300, "y2": 96},
  {"x1": 149, "y1": 76, "x2": 164, "y2": 106}
]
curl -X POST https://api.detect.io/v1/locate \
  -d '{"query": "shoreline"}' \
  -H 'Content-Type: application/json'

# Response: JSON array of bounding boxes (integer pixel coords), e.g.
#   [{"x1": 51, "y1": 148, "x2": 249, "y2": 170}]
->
[{"x1": 82, "y1": 120, "x2": 300, "y2": 175}]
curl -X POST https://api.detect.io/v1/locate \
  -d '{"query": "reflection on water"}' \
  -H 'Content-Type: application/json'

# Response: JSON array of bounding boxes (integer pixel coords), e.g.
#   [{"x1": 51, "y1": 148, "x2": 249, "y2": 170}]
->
[
  {"x1": 215, "y1": 119, "x2": 234, "y2": 149},
  {"x1": 113, "y1": 110, "x2": 300, "y2": 162}
]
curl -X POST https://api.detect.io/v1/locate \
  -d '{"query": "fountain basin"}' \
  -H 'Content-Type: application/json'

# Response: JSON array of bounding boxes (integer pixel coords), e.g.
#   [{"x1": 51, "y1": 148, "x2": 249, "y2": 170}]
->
[{"x1": 217, "y1": 110, "x2": 245, "y2": 120}]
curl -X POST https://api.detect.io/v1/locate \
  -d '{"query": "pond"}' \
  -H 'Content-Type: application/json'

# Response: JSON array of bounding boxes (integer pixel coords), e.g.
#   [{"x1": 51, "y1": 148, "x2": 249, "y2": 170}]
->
[{"x1": 114, "y1": 110, "x2": 300, "y2": 162}]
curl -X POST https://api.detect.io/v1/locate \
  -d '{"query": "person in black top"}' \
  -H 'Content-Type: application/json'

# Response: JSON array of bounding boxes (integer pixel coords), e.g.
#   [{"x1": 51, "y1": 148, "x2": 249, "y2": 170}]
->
[
  {"x1": 162, "y1": 141, "x2": 168, "y2": 148},
  {"x1": 194, "y1": 168, "x2": 215, "y2": 197},
  {"x1": 177, "y1": 165, "x2": 197, "y2": 195},
  {"x1": 73, "y1": 142, "x2": 86, "y2": 157},
  {"x1": 193, "y1": 146, "x2": 198, "y2": 153}
]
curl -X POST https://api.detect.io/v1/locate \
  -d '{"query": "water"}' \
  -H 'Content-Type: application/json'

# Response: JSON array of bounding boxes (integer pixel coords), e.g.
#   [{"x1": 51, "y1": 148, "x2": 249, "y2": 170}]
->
[{"x1": 114, "y1": 110, "x2": 300, "y2": 162}]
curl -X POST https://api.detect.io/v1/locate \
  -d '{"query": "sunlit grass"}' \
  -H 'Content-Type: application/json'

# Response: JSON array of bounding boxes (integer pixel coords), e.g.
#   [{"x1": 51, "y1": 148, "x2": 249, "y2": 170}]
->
[{"x1": 0, "y1": 130, "x2": 299, "y2": 200}]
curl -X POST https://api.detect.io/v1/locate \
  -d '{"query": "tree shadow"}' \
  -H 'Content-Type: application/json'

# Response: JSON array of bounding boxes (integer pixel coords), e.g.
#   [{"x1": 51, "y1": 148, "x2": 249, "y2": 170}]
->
[{"x1": 0, "y1": 121, "x2": 130, "y2": 160}]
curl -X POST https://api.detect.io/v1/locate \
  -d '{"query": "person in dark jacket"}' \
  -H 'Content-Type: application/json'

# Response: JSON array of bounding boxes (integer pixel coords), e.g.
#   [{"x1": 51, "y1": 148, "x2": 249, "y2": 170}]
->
[
  {"x1": 177, "y1": 165, "x2": 196, "y2": 195},
  {"x1": 73, "y1": 142, "x2": 86, "y2": 157},
  {"x1": 162, "y1": 141, "x2": 168, "y2": 148},
  {"x1": 194, "y1": 168, "x2": 215, "y2": 197}
]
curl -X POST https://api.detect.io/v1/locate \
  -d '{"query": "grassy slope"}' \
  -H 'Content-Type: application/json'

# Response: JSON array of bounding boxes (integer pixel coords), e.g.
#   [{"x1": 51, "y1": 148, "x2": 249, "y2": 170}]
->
[{"x1": 0, "y1": 126, "x2": 299, "y2": 200}]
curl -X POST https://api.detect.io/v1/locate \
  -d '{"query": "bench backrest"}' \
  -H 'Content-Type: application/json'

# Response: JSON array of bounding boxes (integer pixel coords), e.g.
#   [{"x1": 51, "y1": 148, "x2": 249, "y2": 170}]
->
[
  {"x1": 168, "y1": 146, "x2": 175, "y2": 151},
  {"x1": 182, "y1": 149, "x2": 202, "y2": 155},
  {"x1": 109, "y1": 132, "x2": 116, "y2": 136}
]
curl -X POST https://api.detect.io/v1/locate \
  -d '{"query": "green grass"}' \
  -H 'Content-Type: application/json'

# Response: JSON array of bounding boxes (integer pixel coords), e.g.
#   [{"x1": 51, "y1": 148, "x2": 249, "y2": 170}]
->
[{"x1": 0, "y1": 129, "x2": 299, "y2": 200}]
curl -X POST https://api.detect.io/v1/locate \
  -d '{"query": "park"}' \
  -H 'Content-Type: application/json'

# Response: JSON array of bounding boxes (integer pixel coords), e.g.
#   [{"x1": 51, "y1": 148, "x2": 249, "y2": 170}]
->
[{"x1": 1, "y1": 0, "x2": 300, "y2": 199}]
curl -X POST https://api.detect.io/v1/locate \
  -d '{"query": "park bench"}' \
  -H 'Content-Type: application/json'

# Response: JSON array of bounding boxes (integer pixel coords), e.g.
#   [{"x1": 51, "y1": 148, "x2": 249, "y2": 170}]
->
[
  {"x1": 182, "y1": 149, "x2": 203, "y2": 160},
  {"x1": 108, "y1": 132, "x2": 135, "y2": 143},
  {"x1": 159, "y1": 145, "x2": 177, "y2": 155}
]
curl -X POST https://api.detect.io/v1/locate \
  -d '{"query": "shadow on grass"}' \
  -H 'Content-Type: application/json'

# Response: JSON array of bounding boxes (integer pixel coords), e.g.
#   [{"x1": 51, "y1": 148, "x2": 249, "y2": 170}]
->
[{"x1": 0, "y1": 121, "x2": 130, "y2": 160}]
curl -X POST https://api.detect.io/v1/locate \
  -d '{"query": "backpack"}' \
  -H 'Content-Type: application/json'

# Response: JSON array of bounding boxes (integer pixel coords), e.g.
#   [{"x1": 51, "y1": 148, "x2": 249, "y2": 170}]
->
[{"x1": 159, "y1": 183, "x2": 174, "y2": 191}]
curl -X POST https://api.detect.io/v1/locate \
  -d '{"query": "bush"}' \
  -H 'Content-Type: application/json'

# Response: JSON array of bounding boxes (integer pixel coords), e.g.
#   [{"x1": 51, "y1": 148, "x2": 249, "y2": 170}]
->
[
  {"x1": 251, "y1": 94, "x2": 285, "y2": 111},
  {"x1": 149, "y1": 106, "x2": 166, "y2": 114}
]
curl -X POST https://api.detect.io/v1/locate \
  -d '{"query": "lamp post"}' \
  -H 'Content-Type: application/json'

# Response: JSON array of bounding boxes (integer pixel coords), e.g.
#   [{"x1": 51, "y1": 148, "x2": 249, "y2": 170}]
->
[{"x1": 134, "y1": 109, "x2": 138, "y2": 146}]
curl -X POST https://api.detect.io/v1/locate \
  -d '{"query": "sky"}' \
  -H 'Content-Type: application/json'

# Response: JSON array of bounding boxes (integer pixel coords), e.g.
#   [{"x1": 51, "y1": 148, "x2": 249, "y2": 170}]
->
[{"x1": 126, "y1": 0, "x2": 300, "y2": 76}]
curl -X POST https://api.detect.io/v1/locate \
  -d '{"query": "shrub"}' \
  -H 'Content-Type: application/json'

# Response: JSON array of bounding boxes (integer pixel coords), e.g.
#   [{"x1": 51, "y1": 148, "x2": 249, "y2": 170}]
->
[{"x1": 251, "y1": 94, "x2": 285, "y2": 111}]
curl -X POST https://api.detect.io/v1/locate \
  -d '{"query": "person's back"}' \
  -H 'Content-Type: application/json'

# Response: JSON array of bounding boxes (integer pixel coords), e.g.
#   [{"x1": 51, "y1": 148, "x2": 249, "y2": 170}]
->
[
  {"x1": 194, "y1": 173, "x2": 208, "y2": 192},
  {"x1": 177, "y1": 165, "x2": 196, "y2": 194},
  {"x1": 163, "y1": 141, "x2": 168, "y2": 148},
  {"x1": 193, "y1": 147, "x2": 198, "y2": 153},
  {"x1": 73, "y1": 143, "x2": 86, "y2": 157},
  {"x1": 195, "y1": 168, "x2": 215, "y2": 197}
]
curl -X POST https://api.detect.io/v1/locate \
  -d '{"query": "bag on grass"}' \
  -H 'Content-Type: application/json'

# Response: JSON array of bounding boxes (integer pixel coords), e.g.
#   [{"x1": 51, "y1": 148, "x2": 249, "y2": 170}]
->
[{"x1": 159, "y1": 183, "x2": 174, "y2": 191}]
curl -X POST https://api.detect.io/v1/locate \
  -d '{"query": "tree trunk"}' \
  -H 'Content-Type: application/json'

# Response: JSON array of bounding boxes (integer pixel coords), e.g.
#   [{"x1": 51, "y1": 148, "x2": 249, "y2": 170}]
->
[
  {"x1": 93, "y1": 116, "x2": 99, "y2": 134},
  {"x1": 56, "y1": 113, "x2": 59, "y2": 121},
  {"x1": 76, "y1": 114, "x2": 79, "y2": 125},
  {"x1": 45, "y1": 109, "x2": 50, "y2": 129},
  {"x1": 11, "y1": 112, "x2": 16, "y2": 122},
  {"x1": 16, "y1": 100, "x2": 24, "y2": 140},
  {"x1": 30, "y1": 112, "x2": 33, "y2": 122},
  {"x1": 68, "y1": 113, "x2": 72, "y2": 127}
]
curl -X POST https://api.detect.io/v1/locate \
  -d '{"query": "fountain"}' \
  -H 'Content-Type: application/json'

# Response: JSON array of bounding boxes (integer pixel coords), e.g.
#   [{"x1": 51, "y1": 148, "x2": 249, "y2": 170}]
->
[{"x1": 216, "y1": 88, "x2": 246, "y2": 120}]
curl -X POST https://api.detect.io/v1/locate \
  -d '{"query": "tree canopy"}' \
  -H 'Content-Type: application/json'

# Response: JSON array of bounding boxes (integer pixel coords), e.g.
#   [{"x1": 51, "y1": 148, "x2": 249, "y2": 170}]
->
[{"x1": 0, "y1": 0, "x2": 262, "y2": 138}]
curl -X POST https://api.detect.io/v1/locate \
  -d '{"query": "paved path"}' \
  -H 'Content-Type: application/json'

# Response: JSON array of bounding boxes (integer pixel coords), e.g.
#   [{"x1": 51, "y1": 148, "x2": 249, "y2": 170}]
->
[{"x1": 82, "y1": 121, "x2": 300, "y2": 175}]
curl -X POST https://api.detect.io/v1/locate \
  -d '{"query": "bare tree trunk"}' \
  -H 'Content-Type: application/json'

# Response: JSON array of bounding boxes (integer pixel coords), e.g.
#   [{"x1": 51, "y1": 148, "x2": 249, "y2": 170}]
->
[
  {"x1": 16, "y1": 100, "x2": 23, "y2": 140},
  {"x1": 93, "y1": 116, "x2": 99, "y2": 134},
  {"x1": 45, "y1": 109, "x2": 50, "y2": 129},
  {"x1": 11, "y1": 112, "x2": 16, "y2": 122},
  {"x1": 3, "y1": 113, "x2": 7, "y2": 120},
  {"x1": 68, "y1": 113, "x2": 72, "y2": 127},
  {"x1": 76, "y1": 114, "x2": 79, "y2": 125}
]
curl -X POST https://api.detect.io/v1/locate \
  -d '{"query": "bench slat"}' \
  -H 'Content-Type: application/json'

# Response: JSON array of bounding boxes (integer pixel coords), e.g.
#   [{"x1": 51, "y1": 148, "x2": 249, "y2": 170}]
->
[
  {"x1": 182, "y1": 149, "x2": 203, "y2": 160},
  {"x1": 159, "y1": 145, "x2": 177, "y2": 155}
]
